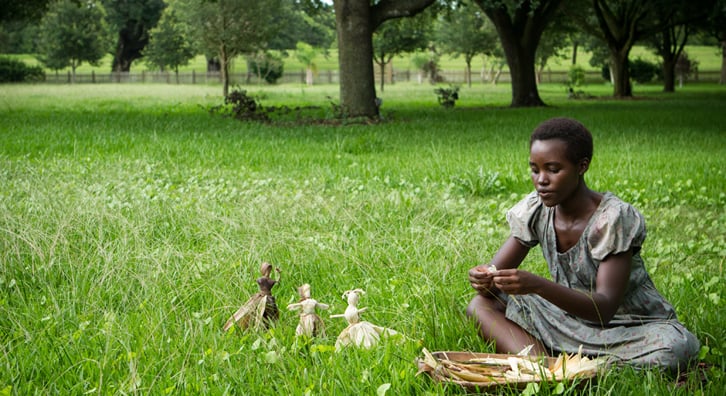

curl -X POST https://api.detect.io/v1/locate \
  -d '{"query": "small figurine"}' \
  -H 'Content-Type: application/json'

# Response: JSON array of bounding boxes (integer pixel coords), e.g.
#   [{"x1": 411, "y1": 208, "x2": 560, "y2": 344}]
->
[
  {"x1": 330, "y1": 289, "x2": 398, "y2": 350},
  {"x1": 287, "y1": 283, "x2": 329, "y2": 337},
  {"x1": 222, "y1": 262, "x2": 280, "y2": 332}
]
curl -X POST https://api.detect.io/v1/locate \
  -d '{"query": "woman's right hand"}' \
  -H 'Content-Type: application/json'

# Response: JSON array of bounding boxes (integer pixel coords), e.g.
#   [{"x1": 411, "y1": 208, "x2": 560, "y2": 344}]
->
[{"x1": 468, "y1": 264, "x2": 496, "y2": 295}]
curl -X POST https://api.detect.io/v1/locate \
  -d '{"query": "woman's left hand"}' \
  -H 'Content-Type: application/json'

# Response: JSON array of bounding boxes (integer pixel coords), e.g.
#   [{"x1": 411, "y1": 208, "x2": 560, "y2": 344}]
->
[{"x1": 492, "y1": 269, "x2": 542, "y2": 295}]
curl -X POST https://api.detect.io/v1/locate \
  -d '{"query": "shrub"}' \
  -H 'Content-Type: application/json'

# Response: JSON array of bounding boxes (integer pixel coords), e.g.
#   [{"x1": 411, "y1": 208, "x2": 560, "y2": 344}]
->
[
  {"x1": 630, "y1": 58, "x2": 659, "y2": 84},
  {"x1": 567, "y1": 64, "x2": 586, "y2": 87},
  {"x1": 224, "y1": 89, "x2": 269, "y2": 121},
  {"x1": 247, "y1": 52, "x2": 284, "y2": 84},
  {"x1": 0, "y1": 57, "x2": 45, "y2": 83},
  {"x1": 434, "y1": 85, "x2": 459, "y2": 108}
]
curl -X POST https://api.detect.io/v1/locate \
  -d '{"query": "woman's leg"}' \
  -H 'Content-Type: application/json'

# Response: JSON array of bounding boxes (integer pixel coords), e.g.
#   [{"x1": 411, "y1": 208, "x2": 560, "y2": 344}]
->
[{"x1": 466, "y1": 294, "x2": 548, "y2": 355}]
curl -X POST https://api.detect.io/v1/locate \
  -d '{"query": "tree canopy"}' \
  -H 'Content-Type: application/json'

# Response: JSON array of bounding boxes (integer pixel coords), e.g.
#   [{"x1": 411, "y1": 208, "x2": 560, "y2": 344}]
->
[{"x1": 37, "y1": 0, "x2": 112, "y2": 82}]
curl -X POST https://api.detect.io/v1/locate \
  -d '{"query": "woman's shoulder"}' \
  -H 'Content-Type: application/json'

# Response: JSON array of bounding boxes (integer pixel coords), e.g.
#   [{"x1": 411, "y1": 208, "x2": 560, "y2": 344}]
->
[
  {"x1": 587, "y1": 192, "x2": 647, "y2": 259},
  {"x1": 597, "y1": 192, "x2": 645, "y2": 223},
  {"x1": 508, "y1": 191, "x2": 543, "y2": 218}
]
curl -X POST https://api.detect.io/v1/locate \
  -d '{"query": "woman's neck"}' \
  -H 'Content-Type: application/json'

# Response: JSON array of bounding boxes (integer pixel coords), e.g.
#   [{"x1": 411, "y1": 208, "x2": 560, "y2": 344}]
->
[{"x1": 556, "y1": 184, "x2": 601, "y2": 223}]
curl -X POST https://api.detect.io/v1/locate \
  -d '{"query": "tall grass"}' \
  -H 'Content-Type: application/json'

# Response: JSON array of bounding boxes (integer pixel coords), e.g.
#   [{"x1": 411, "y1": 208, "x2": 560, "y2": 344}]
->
[{"x1": 0, "y1": 83, "x2": 724, "y2": 395}]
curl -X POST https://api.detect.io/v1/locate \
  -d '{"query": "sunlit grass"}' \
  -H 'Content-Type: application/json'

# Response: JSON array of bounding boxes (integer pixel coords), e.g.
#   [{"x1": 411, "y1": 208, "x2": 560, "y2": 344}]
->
[
  {"x1": 0, "y1": 83, "x2": 724, "y2": 395},
  {"x1": 7, "y1": 44, "x2": 723, "y2": 75}
]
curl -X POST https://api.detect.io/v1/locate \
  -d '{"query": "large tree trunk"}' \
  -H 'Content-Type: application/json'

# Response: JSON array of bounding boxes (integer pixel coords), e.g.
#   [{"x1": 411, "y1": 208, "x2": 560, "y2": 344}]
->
[
  {"x1": 476, "y1": 0, "x2": 563, "y2": 107},
  {"x1": 662, "y1": 58, "x2": 676, "y2": 92},
  {"x1": 610, "y1": 49, "x2": 632, "y2": 97},
  {"x1": 111, "y1": 29, "x2": 147, "y2": 72},
  {"x1": 334, "y1": 0, "x2": 378, "y2": 118},
  {"x1": 333, "y1": 0, "x2": 435, "y2": 119},
  {"x1": 506, "y1": 43, "x2": 544, "y2": 106}
]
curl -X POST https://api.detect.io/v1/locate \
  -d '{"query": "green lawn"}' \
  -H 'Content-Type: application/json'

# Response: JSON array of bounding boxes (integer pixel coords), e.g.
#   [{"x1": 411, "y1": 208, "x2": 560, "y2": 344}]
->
[
  {"x1": 0, "y1": 83, "x2": 724, "y2": 395},
  {"x1": 7, "y1": 44, "x2": 723, "y2": 75}
]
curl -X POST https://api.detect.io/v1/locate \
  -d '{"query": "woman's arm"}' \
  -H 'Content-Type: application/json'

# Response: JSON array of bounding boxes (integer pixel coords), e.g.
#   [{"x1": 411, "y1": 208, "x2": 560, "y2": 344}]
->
[{"x1": 493, "y1": 250, "x2": 632, "y2": 324}]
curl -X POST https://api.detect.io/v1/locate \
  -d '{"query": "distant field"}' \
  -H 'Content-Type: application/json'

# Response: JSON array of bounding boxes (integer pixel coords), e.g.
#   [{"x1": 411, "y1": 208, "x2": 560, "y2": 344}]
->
[{"x1": 6, "y1": 45, "x2": 722, "y2": 75}]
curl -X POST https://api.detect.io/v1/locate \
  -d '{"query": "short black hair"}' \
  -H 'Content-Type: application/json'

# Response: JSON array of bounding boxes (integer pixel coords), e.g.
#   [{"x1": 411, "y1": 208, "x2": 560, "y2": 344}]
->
[{"x1": 530, "y1": 117, "x2": 593, "y2": 164}]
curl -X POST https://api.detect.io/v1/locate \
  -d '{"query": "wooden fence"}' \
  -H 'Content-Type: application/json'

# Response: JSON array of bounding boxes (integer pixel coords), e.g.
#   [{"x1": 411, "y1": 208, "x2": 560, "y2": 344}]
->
[{"x1": 41, "y1": 69, "x2": 723, "y2": 85}]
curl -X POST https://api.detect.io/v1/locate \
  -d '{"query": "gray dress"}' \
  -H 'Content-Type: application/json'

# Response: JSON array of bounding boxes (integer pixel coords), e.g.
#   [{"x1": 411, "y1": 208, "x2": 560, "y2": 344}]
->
[{"x1": 504, "y1": 191, "x2": 699, "y2": 371}]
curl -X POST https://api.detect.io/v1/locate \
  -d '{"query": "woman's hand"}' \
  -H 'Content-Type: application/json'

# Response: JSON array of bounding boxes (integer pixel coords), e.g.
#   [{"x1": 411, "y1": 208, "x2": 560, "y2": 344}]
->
[
  {"x1": 491, "y1": 269, "x2": 542, "y2": 295},
  {"x1": 469, "y1": 264, "x2": 496, "y2": 295}
]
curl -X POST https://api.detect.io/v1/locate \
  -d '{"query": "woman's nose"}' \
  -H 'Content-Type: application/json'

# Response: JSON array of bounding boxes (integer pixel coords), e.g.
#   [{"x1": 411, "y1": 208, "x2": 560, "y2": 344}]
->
[{"x1": 537, "y1": 173, "x2": 549, "y2": 185}]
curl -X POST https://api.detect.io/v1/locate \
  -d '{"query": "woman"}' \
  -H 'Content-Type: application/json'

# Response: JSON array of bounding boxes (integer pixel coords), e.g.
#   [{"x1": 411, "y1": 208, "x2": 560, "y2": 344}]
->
[{"x1": 467, "y1": 117, "x2": 699, "y2": 371}]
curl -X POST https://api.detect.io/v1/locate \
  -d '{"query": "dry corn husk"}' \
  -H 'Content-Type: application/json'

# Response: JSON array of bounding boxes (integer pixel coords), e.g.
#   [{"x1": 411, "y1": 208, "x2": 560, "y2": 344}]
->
[{"x1": 417, "y1": 346, "x2": 608, "y2": 389}]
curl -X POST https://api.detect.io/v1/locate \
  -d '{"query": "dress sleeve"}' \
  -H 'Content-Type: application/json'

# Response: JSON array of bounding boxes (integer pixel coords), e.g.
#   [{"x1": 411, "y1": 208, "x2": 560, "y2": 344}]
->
[
  {"x1": 506, "y1": 192, "x2": 543, "y2": 248},
  {"x1": 587, "y1": 198, "x2": 646, "y2": 261}
]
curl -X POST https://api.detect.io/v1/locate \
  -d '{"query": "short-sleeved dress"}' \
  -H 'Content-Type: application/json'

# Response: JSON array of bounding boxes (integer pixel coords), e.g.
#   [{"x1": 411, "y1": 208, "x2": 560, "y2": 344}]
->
[{"x1": 504, "y1": 191, "x2": 699, "y2": 371}]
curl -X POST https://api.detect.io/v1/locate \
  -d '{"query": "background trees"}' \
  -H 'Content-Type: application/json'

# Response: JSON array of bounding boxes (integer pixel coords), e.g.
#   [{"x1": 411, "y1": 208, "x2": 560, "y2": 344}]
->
[
  {"x1": 372, "y1": 11, "x2": 432, "y2": 92},
  {"x1": 435, "y1": 1, "x2": 498, "y2": 88},
  {"x1": 3, "y1": 0, "x2": 724, "y2": 110},
  {"x1": 37, "y1": 0, "x2": 112, "y2": 83}
]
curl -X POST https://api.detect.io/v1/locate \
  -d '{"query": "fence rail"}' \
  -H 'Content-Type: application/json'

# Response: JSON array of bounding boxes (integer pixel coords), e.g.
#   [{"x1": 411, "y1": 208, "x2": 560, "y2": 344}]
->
[{"x1": 42, "y1": 69, "x2": 723, "y2": 85}]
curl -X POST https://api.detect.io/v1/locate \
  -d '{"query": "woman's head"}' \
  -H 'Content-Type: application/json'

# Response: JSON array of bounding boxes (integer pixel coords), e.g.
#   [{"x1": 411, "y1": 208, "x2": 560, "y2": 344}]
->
[{"x1": 530, "y1": 117, "x2": 593, "y2": 165}]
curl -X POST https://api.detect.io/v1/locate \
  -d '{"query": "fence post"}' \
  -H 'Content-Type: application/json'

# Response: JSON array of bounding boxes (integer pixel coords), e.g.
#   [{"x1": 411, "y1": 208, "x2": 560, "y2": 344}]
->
[
  {"x1": 192, "y1": 70, "x2": 196, "y2": 85},
  {"x1": 67, "y1": 71, "x2": 71, "y2": 83}
]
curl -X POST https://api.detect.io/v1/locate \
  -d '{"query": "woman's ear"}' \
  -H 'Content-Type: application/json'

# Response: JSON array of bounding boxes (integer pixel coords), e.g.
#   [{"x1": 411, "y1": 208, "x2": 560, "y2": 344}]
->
[{"x1": 579, "y1": 158, "x2": 590, "y2": 175}]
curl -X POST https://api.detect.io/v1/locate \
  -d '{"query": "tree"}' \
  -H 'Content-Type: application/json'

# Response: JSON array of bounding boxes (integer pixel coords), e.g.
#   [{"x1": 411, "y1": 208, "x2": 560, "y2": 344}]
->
[
  {"x1": 143, "y1": 6, "x2": 195, "y2": 82},
  {"x1": 36, "y1": 0, "x2": 112, "y2": 83},
  {"x1": 268, "y1": 2, "x2": 335, "y2": 51},
  {"x1": 0, "y1": 0, "x2": 51, "y2": 22},
  {"x1": 373, "y1": 11, "x2": 431, "y2": 92},
  {"x1": 435, "y1": 1, "x2": 498, "y2": 88},
  {"x1": 178, "y1": 0, "x2": 279, "y2": 97},
  {"x1": 704, "y1": 0, "x2": 726, "y2": 83},
  {"x1": 333, "y1": 0, "x2": 436, "y2": 118},
  {"x1": 575, "y1": 0, "x2": 714, "y2": 97},
  {"x1": 102, "y1": 0, "x2": 165, "y2": 72},
  {"x1": 472, "y1": 0, "x2": 565, "y2": 107},
  {"x1": 535, "y1": 9, "x2": 577, "y2": 84},
  {"x1": 647, "y1": 13, "x2": 690, "y2": 92},
  {"x1": 295, "y1": 41, "x2": 319, "y2": 86}
]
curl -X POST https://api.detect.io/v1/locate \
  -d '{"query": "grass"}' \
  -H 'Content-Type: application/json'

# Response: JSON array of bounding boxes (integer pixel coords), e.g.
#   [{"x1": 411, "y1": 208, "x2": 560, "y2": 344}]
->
[
  {"x1": 0, "y1": 82, "x2": 725, "y2": 395},
  {"x1": 7, "y1": 44, "x2": 724, "y2": 75}
]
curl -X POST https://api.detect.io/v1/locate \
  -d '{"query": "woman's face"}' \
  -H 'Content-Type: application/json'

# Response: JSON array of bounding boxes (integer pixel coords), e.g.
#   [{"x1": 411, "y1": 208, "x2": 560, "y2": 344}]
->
[{"x1": 529, "y1": 138, "x2": 584, "y2": 207}]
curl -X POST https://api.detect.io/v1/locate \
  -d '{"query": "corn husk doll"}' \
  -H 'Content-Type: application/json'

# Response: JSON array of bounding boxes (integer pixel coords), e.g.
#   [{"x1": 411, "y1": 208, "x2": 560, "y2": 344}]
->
[
  {"x1": 287, "y1": 283, "x2": 329, "y2": 337},
  {"x1": 331, "y1": 289, "x2": 398, "y2": 350},
  {"x1": 222, "y1": 262, "x2": 280, "y2": 332}
]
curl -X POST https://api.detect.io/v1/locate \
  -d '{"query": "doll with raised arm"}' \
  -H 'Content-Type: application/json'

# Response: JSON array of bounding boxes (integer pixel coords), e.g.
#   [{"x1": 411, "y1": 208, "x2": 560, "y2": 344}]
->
[
  {"x1": 330, "y1": 289, "x2": 398, "y2": 350},
  {"x1": 287, "y1": 283, "x2": 329, "y2": 337},
  {"x1": 223, "y1": 262, "x2": 280, "y2": 332}
]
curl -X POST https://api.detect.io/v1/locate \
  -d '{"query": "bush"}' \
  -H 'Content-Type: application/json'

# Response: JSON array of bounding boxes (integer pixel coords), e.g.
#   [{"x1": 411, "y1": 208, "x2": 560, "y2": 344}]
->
[
  {"x1": 0, "y1": 57, "x2": 45, "y2": 83},
  {"x1": 434, "y1": 85, "x2": 459, "y2": 108},
  {"x1": 630, "y1": 58, "x2": 659, "y2": 84},
  {"x1": 247, "y1": 52, "x2": 284, "y2": 84},
  {"x1": 567, "y1": 65, "x2": 586, "y2": 87}
]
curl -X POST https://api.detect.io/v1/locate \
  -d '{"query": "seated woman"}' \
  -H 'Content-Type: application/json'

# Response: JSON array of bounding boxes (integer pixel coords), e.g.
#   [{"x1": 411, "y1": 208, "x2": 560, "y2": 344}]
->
[{"x1": 466, "y1": 117, "x2": 699, "y2": 371}]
